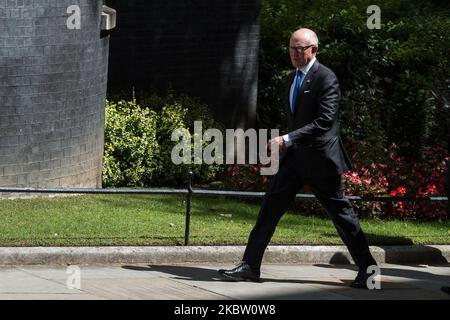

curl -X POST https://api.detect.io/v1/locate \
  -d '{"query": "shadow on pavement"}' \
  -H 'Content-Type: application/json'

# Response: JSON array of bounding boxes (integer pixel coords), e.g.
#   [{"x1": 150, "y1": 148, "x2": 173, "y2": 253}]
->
[
  {"x1": 121, "y1": 264, "x2": 347, "y2": 287},
  {"x1": 315, "y1": 262, "x2": 450, "y2": 283},
  {"x1": 381, "y1": 245, "x2": 449, "y2": 265},
  {"x1": 315, "y1": 251, "x2": 450, "y2": 292},
  {"x1": 121, "y1": 263, "x2": 450, "y2": 299},
  {"x1": 317, "y1": 241, "x2": 449, "y2": 265},
  {"x1": 122, "y1": 265, "x2": 220, "y2": 282}
]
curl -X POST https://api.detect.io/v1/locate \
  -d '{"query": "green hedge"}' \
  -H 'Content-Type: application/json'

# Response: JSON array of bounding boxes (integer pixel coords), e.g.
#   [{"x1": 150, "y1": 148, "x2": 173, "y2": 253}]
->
[
  {"x1": 103, "y1": 99, "x2": 159, "y2": 187},
  {"x1": 103, "y1": 94, "x2": 224, "y2": 187}
]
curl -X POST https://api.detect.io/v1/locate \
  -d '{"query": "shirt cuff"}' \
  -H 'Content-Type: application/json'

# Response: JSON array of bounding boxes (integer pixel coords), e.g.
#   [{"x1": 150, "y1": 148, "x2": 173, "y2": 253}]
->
[{"x1": 282, "y1": 134, "x2": 294, "y2": 147}]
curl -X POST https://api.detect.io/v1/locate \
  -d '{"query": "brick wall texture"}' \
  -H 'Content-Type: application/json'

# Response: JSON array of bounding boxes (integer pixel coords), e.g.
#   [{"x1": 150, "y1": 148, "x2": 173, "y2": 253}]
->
[
  {"x1": 0, "y1": 0, "x2": 109, "y2": 188},
  {"x1": 106, "y1": 0, "x2": 261, "y2": 129}
]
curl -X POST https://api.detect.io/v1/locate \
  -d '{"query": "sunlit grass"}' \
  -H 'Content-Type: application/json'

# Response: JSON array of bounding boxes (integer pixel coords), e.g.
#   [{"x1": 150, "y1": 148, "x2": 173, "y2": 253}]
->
[{"x1": 0, "y1": 194, "x2": 448, "y2": 246}]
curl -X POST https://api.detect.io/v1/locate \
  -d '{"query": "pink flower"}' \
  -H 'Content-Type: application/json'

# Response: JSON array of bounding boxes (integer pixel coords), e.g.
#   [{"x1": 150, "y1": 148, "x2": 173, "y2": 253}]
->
[{"x1": 397, "y1": 187, "x2": 407, "y2": 195}]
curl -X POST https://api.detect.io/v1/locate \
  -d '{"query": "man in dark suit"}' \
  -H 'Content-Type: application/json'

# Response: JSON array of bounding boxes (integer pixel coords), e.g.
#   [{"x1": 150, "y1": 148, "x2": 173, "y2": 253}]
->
[{"x1": 219, "y1": 28, "x2": 377, "y2": 289}]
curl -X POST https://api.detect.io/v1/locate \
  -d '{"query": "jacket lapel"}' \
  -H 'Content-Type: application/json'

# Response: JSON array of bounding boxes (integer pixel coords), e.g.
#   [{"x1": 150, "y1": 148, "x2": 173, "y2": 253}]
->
[{"x1": 285, "y1": 71, "x2": 296, "y2": 125}]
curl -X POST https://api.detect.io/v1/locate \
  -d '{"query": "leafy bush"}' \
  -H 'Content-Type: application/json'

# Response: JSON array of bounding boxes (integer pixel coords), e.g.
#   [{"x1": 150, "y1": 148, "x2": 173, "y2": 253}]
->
[
  {"x1": 153, "y1": 101, "x2": 223, "y2": 187},
  {"x1": 103, "y1": 99, "x2": 159, "y2": 187},
  {"x1": 103, "y1": 93, "x2": 225, "y2": 187}
]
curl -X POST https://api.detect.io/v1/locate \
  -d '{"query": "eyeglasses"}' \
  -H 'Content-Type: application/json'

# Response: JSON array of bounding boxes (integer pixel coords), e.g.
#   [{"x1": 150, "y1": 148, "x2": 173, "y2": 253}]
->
[{"x1": 289, "y1": 45, "x2": 315, "y2": 53}]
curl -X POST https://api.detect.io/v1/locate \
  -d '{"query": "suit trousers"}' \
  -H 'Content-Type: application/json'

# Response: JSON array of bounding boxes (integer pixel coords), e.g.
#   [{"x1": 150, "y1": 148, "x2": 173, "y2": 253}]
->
[{"x1": 242, "y1": 155, "x2": 376, "y2": 271}]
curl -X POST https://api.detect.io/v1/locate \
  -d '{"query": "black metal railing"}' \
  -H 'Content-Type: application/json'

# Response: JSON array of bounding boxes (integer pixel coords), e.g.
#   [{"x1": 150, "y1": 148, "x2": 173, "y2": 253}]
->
[{"x1": 0, "y1": 171, "x2": 448, "y2": 245}]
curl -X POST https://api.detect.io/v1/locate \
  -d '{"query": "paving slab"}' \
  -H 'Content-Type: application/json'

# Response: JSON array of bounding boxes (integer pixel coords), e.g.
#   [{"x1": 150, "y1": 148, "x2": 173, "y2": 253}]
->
[
  {"x1": 0, "y1": 263, "x2": 449, "y2": 300},
  {"x1": 78, "y1": 278, "x2": 225, "y2": 300},
  {"x1": 0, "y1": 293, "x2": 104, "y2": 300},
  {"x1": 0, "y1": 268, "x2": 80, "y2": 295},
  {"x1": 17, "y1": 265, "x2": 162, "y2": 280}
]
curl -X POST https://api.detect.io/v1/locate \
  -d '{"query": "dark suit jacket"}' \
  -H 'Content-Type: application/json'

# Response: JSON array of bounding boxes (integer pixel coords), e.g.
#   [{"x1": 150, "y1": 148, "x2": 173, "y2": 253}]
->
[{"x1": 283, "y1": 59, "x2": 353, "y2": 177}]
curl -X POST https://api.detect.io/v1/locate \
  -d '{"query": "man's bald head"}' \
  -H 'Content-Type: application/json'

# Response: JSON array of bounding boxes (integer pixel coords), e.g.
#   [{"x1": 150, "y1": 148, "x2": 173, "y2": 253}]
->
[
  {"x1": 291, "y1": 28, "x2": 319, "y2": 46},
  {"x1": 289, "y1": 28, "x2": 319, "y2": 68}
]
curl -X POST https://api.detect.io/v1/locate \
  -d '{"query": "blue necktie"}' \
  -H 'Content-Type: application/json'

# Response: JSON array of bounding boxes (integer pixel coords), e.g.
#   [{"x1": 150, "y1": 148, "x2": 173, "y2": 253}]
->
[{"x1": 291, "y1": 71, "x2": 302, "y2": 113}]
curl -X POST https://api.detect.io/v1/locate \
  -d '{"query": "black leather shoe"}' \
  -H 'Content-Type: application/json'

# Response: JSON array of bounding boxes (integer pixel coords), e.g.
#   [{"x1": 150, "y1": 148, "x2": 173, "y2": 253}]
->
[
  {"x1": 218, "y1": 262, "x2": 261, "y2": 282},
  {"x1": 350, "y1": 270, "x2": 370, "y2": 289}
]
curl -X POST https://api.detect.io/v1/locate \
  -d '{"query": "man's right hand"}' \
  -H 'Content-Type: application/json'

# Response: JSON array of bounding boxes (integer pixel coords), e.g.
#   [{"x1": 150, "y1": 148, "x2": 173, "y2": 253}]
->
[{"x1": 268, "y1": 136, "x2": 286, "y2": 155}]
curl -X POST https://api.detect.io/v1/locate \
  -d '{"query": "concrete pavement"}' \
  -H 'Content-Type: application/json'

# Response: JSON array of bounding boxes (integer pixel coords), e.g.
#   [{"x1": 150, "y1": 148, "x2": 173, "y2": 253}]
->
[
  {"x1": 0, "y1": 263, "x2": 449, "y2": 300},
  {"x1": 1, "y1": 245, "x2": 449, "y2": 301}
]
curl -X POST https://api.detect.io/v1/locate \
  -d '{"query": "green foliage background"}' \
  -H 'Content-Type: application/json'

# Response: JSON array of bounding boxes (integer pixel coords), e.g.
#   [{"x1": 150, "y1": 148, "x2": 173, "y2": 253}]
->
[
  {"x1": 103, "y1": 0, "x2": 450, "y2": 188},
  {"x1": 258, "y1": 0, "x2": 450, "y2": 161},
  {"x1": 103, "y1": 94, "x2": 224, "y2": 187}
]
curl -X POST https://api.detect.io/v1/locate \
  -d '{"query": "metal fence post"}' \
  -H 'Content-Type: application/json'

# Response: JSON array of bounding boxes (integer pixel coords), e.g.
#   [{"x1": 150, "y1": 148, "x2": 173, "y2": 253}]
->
[{"x1": 184, "y1": 171, "x2": 193, "y2": 246}]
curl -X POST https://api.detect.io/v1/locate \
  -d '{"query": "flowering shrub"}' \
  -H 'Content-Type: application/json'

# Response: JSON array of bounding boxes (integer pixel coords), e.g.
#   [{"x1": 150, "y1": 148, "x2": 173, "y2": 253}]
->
[
  {"x1": 224, "y1": 164, "x2": 271, "y2": 192},
  {"x1": 225, "y1": 143, "x2": 449, "y2": 220},
  {"x1": 342, "y1": 163, "x2": 389, "y2": 217},
  {"x1": 343, "y1": 143, "x2": 449, "y2": 220}
]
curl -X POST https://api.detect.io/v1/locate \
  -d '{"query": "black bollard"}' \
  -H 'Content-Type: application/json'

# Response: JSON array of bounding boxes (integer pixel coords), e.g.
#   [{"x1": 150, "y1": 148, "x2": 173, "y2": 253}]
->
[{"x1": 184, "y1": 171, "x2": 194, "y2": 246}]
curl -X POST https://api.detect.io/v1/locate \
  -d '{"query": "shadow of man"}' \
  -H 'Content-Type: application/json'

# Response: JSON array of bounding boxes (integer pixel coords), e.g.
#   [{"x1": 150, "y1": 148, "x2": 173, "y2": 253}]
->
[
  {"x1": 121, "y1": 264, "x2": 347, "y2": 287},
  {"x1": 316, "y1": 250, "x2": 450, "y2": 291}
]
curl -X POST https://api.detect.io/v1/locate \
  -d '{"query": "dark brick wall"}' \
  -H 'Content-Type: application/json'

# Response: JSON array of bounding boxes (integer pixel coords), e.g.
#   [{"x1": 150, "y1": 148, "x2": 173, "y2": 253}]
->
[
  {"x1": 106, "y1": 0, "x2": 260, "y2": 129},
  {"x1": 0, "y1": 0, "x2": 109, "y2": 188}
]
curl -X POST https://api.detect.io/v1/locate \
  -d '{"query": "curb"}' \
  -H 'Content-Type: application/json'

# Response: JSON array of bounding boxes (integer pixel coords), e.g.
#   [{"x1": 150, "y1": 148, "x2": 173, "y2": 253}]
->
[{"x1": 0, "y1": 245, "x2": 449, "y2": 266}]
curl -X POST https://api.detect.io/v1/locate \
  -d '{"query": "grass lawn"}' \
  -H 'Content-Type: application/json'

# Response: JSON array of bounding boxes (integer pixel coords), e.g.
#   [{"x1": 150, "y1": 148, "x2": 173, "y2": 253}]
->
[{"x1": 0, "y1": 194, "x2": 448, "y2": 246}]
